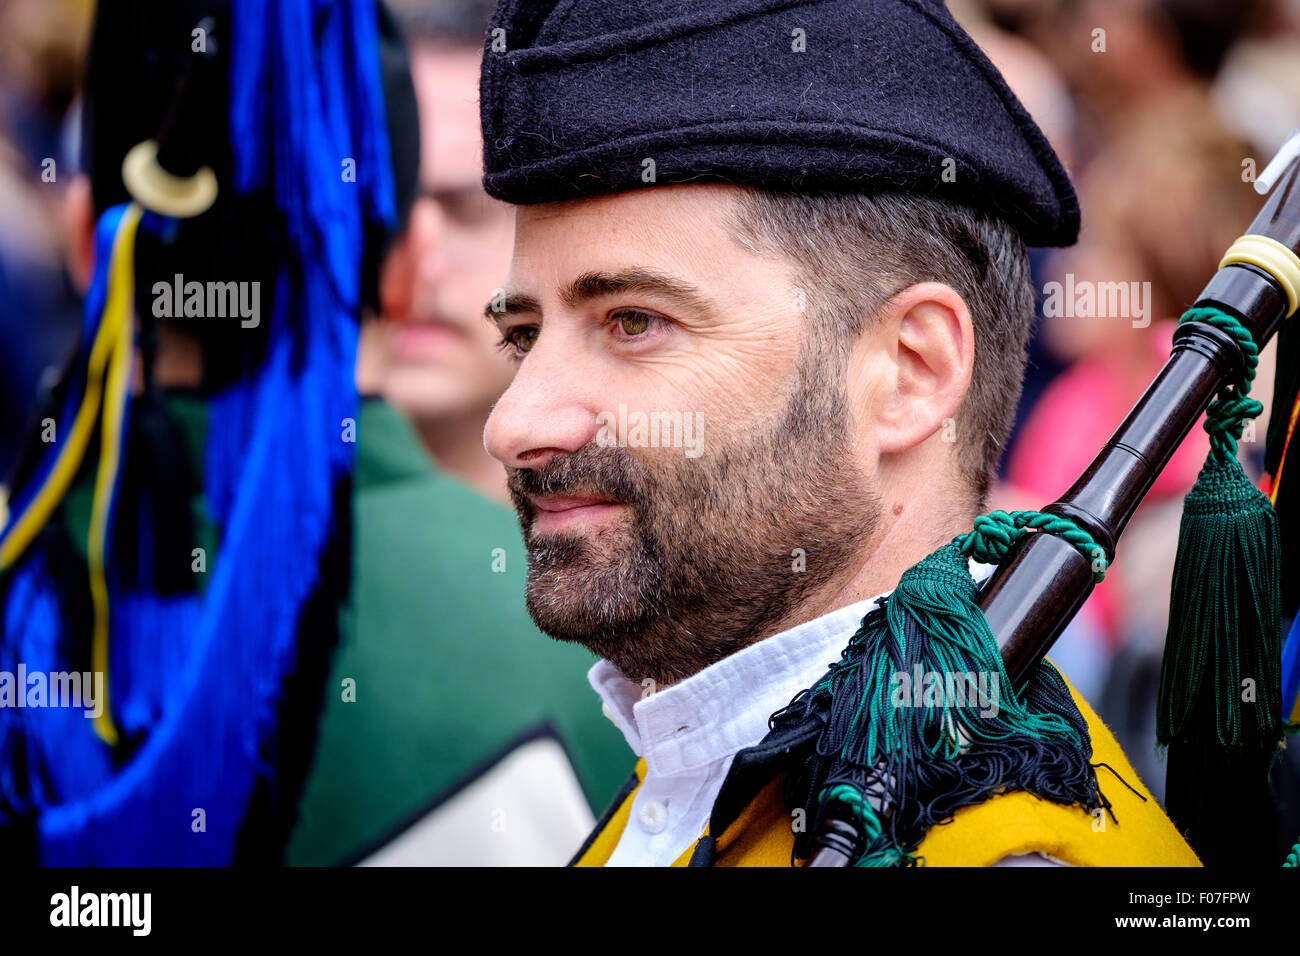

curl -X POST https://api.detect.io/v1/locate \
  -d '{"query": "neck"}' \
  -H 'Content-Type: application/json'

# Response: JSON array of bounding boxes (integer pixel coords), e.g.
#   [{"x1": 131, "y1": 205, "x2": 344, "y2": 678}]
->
[
  {"x1": 766, "y1": 478, "x2": 978, "y2": 640},
  {"x1": 412, "y1": 411, "x2": 509, "y2": 504}
]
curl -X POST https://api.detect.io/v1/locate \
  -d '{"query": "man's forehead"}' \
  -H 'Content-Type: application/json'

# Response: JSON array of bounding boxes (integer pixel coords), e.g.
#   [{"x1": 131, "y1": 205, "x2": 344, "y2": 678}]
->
[
  {"x1": 508, "y1": 183, "x2": 753, "y2": 291},
  {"x1": 523, "y1": 183, "x2": 740, "y2": 235},
  {"x1": 413, "y1": 43, "x2": 483, "y2": 191}
]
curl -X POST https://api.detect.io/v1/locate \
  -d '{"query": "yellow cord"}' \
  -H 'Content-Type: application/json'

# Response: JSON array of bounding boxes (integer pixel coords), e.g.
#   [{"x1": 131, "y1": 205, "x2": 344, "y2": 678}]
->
[
  {"x1": 0, "y1": 205, "x2": 143, "y2": 572},
  {"x1": 0, "y1": 203, "x2": 141, "y2": 745},
  {"x1": 86, "y1": 203, "x2": 142, "y2": 746}
]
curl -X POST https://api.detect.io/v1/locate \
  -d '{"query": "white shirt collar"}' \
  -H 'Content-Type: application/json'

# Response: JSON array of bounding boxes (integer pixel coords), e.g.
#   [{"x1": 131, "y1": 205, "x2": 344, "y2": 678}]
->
[
  {"x1": 588, "y1": 560, "x2": 997, "y2": 780},
  {"x1": 588, "y1": 596, "x2": 878, "y2": 779}
]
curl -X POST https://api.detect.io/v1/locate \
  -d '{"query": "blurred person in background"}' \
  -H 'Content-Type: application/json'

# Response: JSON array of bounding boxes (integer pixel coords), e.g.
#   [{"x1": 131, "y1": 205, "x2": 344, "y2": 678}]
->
[
  {"x1": 0, "y1": 135, "x2": 81, "y2": 514},
  {"x1": 1007, "y1": 0, "x2": 1267, "y2": 164},
  {"x1": 290, "y1": 0, "x2": 629, "y2": 865},
  {"x1": 0, "y1": 0, "x2": 88, "y2": 172},
  {"x1": 0, "y1": 0, "x2": 624, "y2": 866},
  {"x1": 358, "y1": 0, "x2": 516, "y2": 503}
]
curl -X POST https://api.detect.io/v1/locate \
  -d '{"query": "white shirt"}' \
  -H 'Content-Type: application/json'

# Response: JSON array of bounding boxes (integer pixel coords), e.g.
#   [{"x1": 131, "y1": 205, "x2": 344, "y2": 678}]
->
[
  {"x1": 589, "y1": 582, "x2": 1065, "y2": 867},
  {"x1": 591, "y1": 597, "x2": 870, "y2": 866}
]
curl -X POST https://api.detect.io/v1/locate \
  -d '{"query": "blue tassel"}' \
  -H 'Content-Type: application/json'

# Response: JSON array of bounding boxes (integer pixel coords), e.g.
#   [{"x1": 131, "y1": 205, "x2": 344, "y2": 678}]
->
[
  {"x1": 1, "y1": 0, "x2": 397, "y2": 863},
  {"x1": 0, "y1": 204, "x2": 130, "y2": 826}
]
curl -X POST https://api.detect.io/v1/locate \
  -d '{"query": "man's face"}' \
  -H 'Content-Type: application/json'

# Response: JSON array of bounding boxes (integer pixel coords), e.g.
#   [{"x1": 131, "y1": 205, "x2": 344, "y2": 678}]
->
[
  {"x1": 484, "y1": 184, "x2": 881, "y2": 684},
  {"x1": 374, "y1": 43, "x2": 517, "y2": 420}
]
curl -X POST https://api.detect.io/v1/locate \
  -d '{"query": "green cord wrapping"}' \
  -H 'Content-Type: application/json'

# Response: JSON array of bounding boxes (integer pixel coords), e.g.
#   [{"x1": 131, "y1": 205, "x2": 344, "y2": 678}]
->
[
  {"x1": 956, "y1": 510, "x2": 1108, "y2": 583},
  {"x1": 1182, "y1": 306, "x2": 1264, "y2": 464},
  {"x1": 1155, "y1": 305, "x2": 1283, "y2": 867},
  {"x1": 818, "y1": 784, "x2": 917, "y2": 867}
]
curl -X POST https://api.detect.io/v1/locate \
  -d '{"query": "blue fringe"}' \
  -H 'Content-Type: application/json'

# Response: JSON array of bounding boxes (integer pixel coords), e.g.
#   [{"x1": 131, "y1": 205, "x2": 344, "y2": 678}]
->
[
  {"x1": 0, "y1": 206, "x2": 130, "y2": 830},
  {"x1": 1283, "y1": 614, "x2": 1299, "y2": 728}
]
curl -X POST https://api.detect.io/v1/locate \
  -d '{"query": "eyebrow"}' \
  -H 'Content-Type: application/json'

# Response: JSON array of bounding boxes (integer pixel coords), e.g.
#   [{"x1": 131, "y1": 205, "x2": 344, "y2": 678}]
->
[
  {"x1": 483, "y1": 268, "x2": 715, "y2": 325},
  {"x1": 485, "y1": 292, "x2": 543, "y2": 324}
]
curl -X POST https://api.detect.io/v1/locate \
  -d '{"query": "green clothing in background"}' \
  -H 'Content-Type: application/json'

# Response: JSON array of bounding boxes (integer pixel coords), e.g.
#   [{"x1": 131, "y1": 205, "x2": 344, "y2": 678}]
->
[{"x1": 285, "y1": 399, "x2": 627, "y2": 865}]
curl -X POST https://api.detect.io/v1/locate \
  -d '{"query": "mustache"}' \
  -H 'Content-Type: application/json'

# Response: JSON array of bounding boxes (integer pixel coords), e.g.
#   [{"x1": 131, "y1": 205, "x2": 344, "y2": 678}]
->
[{"x1": 508, "y1": 442, "x2": 649, "y2": 511}]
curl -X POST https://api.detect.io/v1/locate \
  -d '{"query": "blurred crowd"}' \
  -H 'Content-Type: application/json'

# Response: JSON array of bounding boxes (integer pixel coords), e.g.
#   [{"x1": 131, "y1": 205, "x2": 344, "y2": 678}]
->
[{"x1": 1, "y1": 0, "x2": 1298, "y2": 836}]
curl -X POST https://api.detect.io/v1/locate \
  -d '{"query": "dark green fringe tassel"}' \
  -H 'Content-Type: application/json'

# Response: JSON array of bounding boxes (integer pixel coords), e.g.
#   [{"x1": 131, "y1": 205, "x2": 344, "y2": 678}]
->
[
  {"x1": 1157, "y1": 456, "x2": 1282, "y2": 746},
  {"x1": 776, "y1": 516, "x2": 1112, "y2": 866},
  {"x1": 1157, "y1": 306, "x2": 1283, "y2": 866}
]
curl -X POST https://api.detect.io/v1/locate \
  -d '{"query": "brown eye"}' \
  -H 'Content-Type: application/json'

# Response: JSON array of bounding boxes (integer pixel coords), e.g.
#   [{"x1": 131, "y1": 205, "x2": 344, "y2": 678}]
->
[
  {"x1": 616, "y1": 310, "x2": 651, "y2": 336},
  {"x1": 504, "y1": 325, "x2": 539, "y2": 354}
]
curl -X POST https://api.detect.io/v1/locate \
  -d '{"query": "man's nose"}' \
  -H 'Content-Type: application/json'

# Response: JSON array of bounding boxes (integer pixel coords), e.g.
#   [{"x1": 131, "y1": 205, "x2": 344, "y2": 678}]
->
[
  {"x1": 409, "y1": 197, "x2": 450, "y2": 291},
  {"x1": 484, "y1": 339, "x2": 600, "y2": 470},
  {"x1": 378, "y1": 197, "x2": 447, "y2": 322}
]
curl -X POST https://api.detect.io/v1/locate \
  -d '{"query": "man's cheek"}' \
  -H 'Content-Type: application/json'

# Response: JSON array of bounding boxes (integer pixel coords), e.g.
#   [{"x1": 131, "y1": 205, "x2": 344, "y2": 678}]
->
[
  {"x1": 594, "y1": 374, "x2": 736, "y2": 466},
  {"x1": 689, "y1": 346, "x2": 796, "y2": 429}
]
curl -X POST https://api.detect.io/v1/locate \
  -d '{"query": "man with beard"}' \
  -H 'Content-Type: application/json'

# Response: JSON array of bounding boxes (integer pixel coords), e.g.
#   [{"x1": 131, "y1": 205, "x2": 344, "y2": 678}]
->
[{"x1": 478, "y1": 0, "x2": 1201, "y2": 866}]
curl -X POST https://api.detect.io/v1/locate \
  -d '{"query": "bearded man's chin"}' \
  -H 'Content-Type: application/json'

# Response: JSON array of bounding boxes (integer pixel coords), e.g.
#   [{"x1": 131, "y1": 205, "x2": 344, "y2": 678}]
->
[{"x1": 524, "y1": 576, "x2": 647, "y2": 647}]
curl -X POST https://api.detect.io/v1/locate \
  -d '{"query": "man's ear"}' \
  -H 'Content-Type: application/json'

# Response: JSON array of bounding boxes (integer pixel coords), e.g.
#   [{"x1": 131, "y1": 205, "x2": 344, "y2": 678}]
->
[
  {"x1": 858, "y1": 281, "x2": 973, "y2": 456},
  {"x1": 63, "y1": 175, "x2": 95, "y2": 293}
]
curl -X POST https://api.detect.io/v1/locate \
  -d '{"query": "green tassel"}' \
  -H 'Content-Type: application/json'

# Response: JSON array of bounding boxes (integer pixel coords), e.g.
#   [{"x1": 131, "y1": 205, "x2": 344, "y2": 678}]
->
[
  {"x1": 1157, "y1": 306, "x2": 1283, "y2": 866},
  {"x1": 1158, "y1": 306, "x2": 1282, "y2": 749},
  {"x1": 777, "y1": 512, "x2": 1111, "y2": 865},
  {"x1": 1157, "y1": 455, "x2": 1282, "y2": 746}
]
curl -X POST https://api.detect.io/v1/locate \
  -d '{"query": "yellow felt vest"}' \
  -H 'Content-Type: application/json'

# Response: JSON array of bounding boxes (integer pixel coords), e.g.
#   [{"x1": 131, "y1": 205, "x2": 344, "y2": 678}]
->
[{"x1": 575, "y1": 673, "x2": 1202, "y2": 867}]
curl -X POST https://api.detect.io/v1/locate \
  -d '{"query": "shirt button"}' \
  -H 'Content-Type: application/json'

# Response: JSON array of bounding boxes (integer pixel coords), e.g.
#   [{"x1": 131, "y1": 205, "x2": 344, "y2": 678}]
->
[{"x1": 638, "y1": 800, "x2": 668, "y2": 834}]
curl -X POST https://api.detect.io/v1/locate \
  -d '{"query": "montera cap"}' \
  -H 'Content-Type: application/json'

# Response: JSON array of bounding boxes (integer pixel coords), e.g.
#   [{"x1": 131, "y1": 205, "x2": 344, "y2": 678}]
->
[{"x1": 480, "y1": 0, "x2": 1080, "y2": 247}]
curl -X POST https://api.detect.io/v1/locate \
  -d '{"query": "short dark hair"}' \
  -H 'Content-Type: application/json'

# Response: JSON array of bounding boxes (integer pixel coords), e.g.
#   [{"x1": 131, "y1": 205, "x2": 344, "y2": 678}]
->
[{"x1": 727, "y1": 190, "x2": 1034, "y2": 503}]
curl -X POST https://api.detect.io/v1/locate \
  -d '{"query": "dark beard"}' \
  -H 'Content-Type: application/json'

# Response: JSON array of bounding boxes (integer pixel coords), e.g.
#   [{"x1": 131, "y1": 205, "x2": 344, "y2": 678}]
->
[{"x1": 508, "y1": 347, "x2": 880, "y2": 685}]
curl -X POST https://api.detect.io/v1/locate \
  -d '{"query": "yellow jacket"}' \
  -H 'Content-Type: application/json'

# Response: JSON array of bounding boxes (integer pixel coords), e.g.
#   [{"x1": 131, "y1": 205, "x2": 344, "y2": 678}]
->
[{"x1": 574, "y1": 676, "x2": 1201, "y2": 867}]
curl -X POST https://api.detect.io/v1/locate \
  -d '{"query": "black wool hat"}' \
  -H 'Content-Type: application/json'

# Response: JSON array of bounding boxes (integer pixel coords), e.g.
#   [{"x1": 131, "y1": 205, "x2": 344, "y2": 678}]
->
[{"x1": 480, "y1": 0, "x2": 1080, "y2": 247}]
